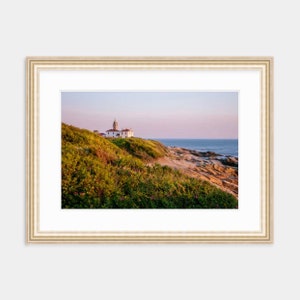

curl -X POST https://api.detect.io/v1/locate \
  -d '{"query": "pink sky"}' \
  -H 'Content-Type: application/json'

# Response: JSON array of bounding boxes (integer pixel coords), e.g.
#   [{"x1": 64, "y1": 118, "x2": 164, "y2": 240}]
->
[{"x1": 62, "y1": 91, "x2": 238, "y2": 139}]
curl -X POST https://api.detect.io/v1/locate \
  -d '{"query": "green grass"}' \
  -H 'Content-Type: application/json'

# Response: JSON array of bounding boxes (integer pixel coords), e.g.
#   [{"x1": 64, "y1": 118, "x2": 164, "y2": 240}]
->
[
  {"x1": 110, "y1": 137, "x2": 167, "y2": 161},
  {"x1": 61, "y1": 123, "x2": 238, "y2": 209}
]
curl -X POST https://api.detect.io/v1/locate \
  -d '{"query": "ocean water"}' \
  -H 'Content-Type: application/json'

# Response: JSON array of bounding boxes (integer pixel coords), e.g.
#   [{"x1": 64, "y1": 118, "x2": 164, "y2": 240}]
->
[{"x1": 155, "y1": 139, "x2": 238, "y2": 157}]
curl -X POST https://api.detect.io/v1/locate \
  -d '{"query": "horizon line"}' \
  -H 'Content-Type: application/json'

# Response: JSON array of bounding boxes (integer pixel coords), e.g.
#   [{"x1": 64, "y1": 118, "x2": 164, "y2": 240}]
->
[{"x1": 62, "y1": 123, "x2": 238, "y2": 140}]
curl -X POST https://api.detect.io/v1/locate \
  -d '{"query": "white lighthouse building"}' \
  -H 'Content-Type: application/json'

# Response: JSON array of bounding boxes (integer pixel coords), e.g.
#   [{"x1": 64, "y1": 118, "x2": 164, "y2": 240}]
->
[{"x1": 105, "y1": 119, "x2": 134, "y2": 138}]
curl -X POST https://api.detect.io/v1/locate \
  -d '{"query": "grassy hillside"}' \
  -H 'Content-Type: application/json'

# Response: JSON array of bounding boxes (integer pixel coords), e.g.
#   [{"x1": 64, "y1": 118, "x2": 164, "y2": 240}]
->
[
  {"x1": 62, "y1": 123, "x2": 238, "y2": 209},
  {"x1": 111, "y1": 137, "x2": 167, "y2": 161}
]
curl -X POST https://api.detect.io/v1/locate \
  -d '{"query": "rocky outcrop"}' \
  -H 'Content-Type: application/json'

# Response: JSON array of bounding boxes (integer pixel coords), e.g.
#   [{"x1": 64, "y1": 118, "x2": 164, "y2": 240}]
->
[{"x1": 150, "y1": 147, "x2": 238, "y2": 199}]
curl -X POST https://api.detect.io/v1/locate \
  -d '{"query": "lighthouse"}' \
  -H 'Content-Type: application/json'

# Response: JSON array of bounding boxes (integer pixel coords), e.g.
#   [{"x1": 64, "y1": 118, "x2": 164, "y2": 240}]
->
[
  {"x1": 105, "y1": 119, "x2": 134, "y2": 138},
  {"x1": 113, "y1": 119, "x2": 119, "y2": 131}
]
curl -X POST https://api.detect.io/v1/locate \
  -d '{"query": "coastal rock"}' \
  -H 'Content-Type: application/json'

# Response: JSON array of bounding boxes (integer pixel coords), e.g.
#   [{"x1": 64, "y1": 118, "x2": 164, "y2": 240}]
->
[
  {"x1": 218, "y1": 157, "x2": 238, "y2": 168},
  {"x1": 150, "y1": 147, "x2": 238, "y2": 199}
]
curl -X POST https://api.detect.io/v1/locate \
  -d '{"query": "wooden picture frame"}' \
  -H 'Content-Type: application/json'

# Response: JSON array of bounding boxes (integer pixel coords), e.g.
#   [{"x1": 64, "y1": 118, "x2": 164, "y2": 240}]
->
[{"x1": 26, "y1": 57, "x2": 273, "y2": 243}]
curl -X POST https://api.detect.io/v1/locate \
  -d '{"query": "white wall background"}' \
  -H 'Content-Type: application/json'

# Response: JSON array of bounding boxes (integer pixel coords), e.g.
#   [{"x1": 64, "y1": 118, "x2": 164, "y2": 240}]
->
[{"x1": 0, "y1": 0, "x2": 298, "y2": 299}]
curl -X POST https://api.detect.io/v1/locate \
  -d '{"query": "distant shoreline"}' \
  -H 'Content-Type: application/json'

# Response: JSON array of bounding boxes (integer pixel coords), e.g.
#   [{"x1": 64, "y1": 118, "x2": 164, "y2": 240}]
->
[{"x1": 153, "y1": 138, "x2": 238, "y2": 158}]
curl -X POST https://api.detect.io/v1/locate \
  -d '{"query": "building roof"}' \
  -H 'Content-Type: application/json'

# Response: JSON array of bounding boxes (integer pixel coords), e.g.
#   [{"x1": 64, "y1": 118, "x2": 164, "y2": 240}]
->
[
  {"x1": 121, "y1": 128, "x2": 132, "y2": 132},
  {"x1": 106, "y1": 129, "x2": 119, "y2": 132}
]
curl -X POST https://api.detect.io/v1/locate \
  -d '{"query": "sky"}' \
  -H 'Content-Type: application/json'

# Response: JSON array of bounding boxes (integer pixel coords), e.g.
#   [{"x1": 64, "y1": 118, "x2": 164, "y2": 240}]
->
[{"x1": 61, "y1": 92, "x2": 238, "y2": 139}]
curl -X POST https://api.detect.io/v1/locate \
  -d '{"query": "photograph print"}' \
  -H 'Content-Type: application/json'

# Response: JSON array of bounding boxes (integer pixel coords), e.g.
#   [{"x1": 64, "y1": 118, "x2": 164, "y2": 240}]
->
[{"x1": 61, "y1": 91, "x2": 238, "y2": 209}]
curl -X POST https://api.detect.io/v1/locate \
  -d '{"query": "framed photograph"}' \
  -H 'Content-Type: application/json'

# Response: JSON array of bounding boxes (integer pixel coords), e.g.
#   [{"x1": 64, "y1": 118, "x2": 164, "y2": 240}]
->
[{"x1": 26, "y1": 57, "x2": 273, "y2": 243}]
